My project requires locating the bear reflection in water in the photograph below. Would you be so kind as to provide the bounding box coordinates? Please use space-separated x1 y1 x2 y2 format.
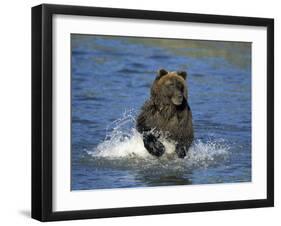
136 69 194 158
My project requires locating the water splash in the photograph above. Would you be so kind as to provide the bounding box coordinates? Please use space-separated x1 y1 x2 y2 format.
86 109 230 170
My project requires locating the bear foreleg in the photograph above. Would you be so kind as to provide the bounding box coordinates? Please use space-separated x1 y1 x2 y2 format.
142 133 165 157
175 144 187 158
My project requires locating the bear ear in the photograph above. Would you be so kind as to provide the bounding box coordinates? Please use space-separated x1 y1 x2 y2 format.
156 68 168 80
177 71 187 80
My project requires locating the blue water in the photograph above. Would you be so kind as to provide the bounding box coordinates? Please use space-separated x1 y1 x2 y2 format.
71 35 251 190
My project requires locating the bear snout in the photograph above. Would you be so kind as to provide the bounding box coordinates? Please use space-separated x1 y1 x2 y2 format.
171 94 183 106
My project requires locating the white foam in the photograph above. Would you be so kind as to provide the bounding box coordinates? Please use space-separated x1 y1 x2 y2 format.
87 110 230 169
187 140 229 168
94 128 151 158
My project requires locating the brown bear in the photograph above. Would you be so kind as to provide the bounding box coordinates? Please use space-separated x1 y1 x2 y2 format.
136 69 194 158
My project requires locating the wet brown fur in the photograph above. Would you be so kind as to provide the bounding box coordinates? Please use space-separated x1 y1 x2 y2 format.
137 69 194 157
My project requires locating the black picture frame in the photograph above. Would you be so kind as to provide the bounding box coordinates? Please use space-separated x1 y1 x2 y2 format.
32 3 274 222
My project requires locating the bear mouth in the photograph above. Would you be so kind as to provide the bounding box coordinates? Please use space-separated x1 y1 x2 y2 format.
171 96 183 106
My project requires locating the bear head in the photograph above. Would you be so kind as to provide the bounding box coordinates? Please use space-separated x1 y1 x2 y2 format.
151 68 188 107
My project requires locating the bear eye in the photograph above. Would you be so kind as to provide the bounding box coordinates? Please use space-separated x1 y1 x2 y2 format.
177 84 184 91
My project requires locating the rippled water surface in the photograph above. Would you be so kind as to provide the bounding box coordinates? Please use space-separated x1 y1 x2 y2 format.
71 35 251 190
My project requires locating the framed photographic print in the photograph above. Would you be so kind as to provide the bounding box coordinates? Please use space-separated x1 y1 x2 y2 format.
31 4 274 221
